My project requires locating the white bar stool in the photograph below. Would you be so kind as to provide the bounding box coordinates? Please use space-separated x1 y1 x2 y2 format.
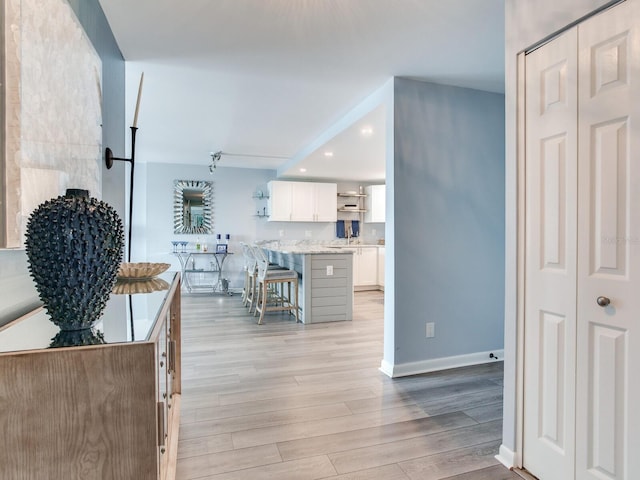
253 247 299 325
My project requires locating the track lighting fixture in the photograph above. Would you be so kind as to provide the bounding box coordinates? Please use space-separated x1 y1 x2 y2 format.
208 150 288 174
209 151 222 174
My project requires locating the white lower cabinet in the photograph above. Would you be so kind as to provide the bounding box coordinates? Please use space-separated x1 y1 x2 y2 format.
348 247 378 289
377 247 385 288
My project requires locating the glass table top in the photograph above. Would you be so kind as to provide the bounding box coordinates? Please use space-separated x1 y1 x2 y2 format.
0 271 179 353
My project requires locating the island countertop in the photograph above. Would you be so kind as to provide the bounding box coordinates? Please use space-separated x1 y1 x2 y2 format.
261 244 380 255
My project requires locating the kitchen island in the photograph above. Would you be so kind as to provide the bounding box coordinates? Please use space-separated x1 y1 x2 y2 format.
262 245 354 324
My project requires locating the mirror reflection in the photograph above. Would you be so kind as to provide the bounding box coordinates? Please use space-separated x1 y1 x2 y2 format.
173 180 213 234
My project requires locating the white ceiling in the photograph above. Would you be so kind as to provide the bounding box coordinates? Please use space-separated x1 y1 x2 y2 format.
97 0 505 181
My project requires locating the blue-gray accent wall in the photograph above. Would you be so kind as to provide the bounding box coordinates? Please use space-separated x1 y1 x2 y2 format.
0 0 124 326
392 77 505 365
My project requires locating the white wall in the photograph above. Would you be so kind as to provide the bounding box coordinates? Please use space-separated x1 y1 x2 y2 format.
501 0 615 466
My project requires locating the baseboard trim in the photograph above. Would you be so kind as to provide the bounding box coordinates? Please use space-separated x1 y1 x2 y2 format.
496 443 516 469
379 349 505 378
379 359 394 377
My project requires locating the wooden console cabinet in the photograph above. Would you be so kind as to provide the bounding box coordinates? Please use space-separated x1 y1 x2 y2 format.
0 272 182 480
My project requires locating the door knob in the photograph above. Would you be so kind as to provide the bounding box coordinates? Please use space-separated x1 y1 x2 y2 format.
597 296 611 307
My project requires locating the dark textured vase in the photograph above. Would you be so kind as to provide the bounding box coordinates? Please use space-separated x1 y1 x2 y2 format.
25 189 125 331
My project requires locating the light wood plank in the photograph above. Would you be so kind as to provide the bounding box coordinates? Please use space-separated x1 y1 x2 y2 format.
175 444 282 479
327 420 503 474
398 440 503 479
193 455 337 480
277 412 477 461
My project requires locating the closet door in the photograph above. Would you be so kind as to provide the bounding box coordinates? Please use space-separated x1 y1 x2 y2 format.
523 2 640 479
523 27 578 480
576 2 640 479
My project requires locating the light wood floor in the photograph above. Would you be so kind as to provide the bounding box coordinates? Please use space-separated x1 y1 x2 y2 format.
176 290 519 480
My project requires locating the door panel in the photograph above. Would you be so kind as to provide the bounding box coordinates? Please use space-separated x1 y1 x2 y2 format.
542 135 568 270
588 324 626 477
538 310 567 448
590 118 628 275
576 2 639 479
523 27 578 480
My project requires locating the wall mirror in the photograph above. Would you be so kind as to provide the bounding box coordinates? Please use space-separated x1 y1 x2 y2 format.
173 180 213 234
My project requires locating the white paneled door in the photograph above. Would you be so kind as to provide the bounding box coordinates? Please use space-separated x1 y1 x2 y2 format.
523 25 578 480
523 2 640 480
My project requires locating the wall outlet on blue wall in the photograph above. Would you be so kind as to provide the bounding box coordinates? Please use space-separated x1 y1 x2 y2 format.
426 322 435 338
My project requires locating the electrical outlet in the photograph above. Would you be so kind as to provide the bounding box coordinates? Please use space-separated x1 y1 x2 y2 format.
279 230 285 237
426 322 435 338
305 230 312 238
326 265 333 276
372 229 377 236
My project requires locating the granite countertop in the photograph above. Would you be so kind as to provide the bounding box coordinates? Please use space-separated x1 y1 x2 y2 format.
262 244 382 255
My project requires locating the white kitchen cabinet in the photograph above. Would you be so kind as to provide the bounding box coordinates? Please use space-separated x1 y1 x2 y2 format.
377 246 385 288
364 185 385 223
268 181 337 222
268 181 294 221
347 246 378 289
312 182 338 221
290 181 315 221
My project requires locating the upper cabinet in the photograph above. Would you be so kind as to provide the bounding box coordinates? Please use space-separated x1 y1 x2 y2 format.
268 181 294 221
364 185 385 223
268 181 337 222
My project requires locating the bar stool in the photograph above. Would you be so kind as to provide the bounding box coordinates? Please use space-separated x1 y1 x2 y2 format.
240 242 255 306
253 247 299 325
243 244 290 314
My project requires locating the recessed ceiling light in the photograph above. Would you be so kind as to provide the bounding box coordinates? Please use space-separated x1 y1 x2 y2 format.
299 168 307 172
361 127 373 136
324 151 334 157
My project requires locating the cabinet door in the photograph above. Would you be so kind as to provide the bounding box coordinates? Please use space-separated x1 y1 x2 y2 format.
314 183 337 222
290 182 315 221
377 247 385 287
365 185 385 223
269 181 337 222
268 181 293 221
357 248 378 286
